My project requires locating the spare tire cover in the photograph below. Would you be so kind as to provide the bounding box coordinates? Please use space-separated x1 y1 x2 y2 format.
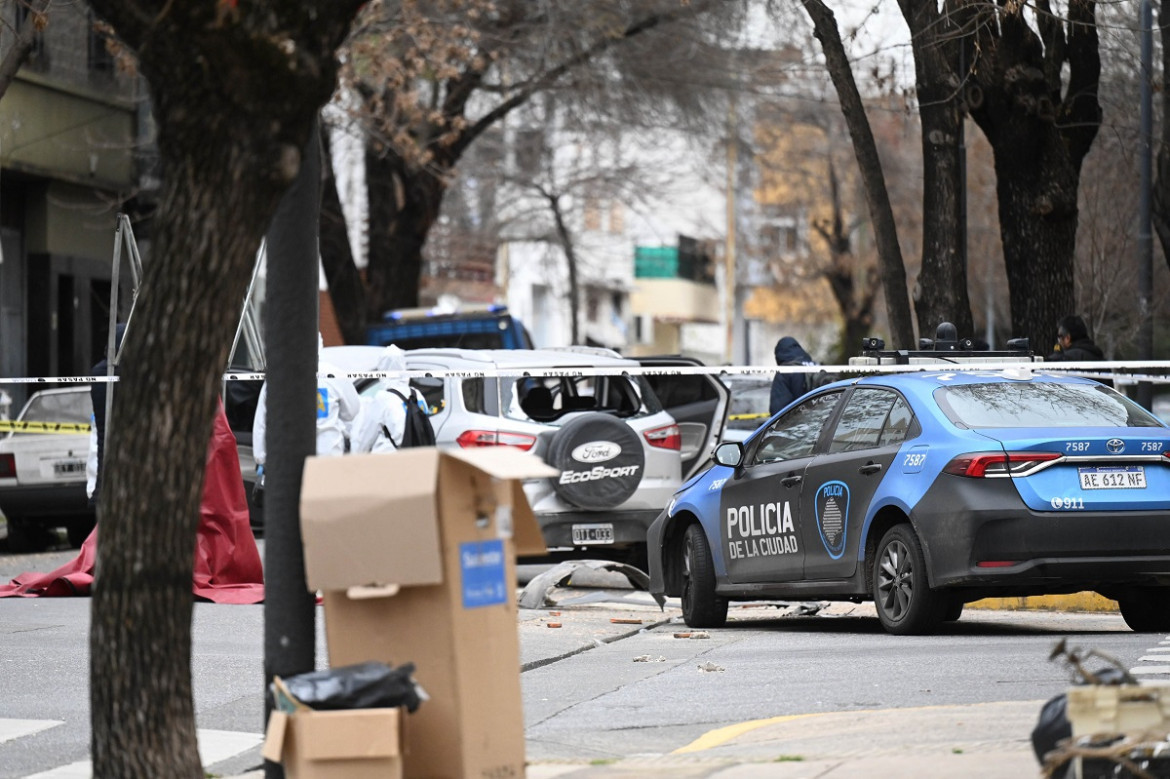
545 412 646 510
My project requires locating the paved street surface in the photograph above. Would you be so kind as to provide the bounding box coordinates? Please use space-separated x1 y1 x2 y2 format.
3 545 1167 778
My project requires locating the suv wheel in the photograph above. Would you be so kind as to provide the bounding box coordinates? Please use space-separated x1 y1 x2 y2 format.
1118 587 1170 632
681 524 727 628
873 525 945 635
544 412 646 510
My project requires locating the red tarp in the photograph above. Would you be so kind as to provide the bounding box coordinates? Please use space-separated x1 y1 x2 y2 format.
1 400 264 604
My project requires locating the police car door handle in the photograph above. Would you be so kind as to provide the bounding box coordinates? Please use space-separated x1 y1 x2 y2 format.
859 462 882 475
781 474 802 487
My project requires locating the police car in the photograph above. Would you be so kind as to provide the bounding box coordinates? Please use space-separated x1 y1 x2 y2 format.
647 341 1170 635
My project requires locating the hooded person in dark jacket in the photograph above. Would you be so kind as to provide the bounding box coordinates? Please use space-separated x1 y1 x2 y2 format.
769 336 816 416
1046 315 1104 362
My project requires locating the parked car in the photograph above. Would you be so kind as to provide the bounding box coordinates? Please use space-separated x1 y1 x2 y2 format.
0 387 96 551
716 374 774 443
325 346 728 559
647 367 1170 635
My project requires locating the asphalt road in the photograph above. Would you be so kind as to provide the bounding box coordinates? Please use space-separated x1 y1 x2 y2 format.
1 541 1165 778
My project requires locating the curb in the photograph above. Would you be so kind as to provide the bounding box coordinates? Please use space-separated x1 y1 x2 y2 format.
968 592 1118 613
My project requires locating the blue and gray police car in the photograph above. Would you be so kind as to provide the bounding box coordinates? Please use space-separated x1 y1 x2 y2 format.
647 339 1170 635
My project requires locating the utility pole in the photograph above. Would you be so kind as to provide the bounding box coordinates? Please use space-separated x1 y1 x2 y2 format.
263 119 322 779
1137 0 1154 409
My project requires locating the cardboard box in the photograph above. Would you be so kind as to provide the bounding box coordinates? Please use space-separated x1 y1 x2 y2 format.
262 707 402 779
300 447 557 779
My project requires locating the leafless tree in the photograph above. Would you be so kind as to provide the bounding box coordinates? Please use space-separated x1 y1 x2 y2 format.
319 0 752 334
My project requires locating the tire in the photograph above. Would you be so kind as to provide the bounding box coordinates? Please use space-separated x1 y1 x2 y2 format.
66 517 96 549
6 518 53 554
1118 588 1170 632
872 524 946 635
681 523 727 628
544 412 646 510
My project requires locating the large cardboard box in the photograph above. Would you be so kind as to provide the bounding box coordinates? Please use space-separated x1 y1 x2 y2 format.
300 447 557 779
262 707 402 779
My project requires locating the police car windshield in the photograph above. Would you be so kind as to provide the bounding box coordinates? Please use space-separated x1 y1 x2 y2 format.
936 382 1164 429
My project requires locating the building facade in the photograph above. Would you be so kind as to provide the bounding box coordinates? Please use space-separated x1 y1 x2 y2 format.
0 3 144 409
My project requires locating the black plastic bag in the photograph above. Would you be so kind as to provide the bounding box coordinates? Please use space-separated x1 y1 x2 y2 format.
274 660 425 713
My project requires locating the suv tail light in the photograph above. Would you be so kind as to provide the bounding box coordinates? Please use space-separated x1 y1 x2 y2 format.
455 430 537 451
643 424 681 451
0 453 15 478
943 452 1061 478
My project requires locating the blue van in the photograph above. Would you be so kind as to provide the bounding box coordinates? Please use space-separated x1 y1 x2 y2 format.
365 304 534 350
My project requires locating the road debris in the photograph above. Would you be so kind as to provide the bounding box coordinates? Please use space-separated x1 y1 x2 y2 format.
697 662 724 673
673 631 710 639
611 618 643 625
633 655 666 663
546 623 562 629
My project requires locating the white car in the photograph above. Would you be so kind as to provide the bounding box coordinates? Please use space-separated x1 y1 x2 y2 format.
0 388 95 551
326 346 729 559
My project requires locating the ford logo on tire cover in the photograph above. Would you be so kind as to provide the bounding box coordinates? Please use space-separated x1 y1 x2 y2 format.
545 413 646 511
571 441 621 463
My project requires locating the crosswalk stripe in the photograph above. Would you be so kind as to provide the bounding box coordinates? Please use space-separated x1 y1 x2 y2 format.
0 719 62 744
1130 665 1170 675
19 728 263 778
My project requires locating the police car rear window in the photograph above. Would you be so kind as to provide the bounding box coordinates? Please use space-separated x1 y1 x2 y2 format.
935 383 1163 429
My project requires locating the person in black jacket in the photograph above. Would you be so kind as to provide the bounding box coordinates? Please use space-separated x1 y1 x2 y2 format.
769 336 816 416
1046 315 1104 362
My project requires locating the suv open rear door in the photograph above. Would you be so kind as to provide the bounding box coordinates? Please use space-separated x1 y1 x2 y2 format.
638 356 729 480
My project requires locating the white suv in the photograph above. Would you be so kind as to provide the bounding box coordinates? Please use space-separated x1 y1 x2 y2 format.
326 346 729 557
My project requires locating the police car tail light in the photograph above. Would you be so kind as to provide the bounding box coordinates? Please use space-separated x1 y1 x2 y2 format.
943 452 1061 478
0 453 14 478
643 424 681 450
455 430 537 451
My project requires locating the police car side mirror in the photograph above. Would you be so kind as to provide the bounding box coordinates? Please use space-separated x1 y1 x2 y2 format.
714 442 743 468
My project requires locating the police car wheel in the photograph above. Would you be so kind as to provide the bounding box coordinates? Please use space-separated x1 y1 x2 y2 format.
545 413 646 510
1118 587 1170 632
681 523 727 628
872 525 946 635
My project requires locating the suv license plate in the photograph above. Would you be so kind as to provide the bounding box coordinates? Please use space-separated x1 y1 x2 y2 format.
52 459 86 478
572 523 614 545
1078 465 1146 490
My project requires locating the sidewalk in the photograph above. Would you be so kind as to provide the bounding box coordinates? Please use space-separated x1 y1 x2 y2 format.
232 574 1059 779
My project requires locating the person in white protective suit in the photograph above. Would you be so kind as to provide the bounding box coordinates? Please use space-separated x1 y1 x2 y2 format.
350 344 422 453
252 334 361 486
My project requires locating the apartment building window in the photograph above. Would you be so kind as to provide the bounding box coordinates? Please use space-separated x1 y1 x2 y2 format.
514 129 544 178
88 13 115 76
16 4 48 71
608 202 624 234
583 196 602 232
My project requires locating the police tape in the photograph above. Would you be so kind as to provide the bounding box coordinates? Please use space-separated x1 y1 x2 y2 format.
0 420 91 434
1 360 1170 384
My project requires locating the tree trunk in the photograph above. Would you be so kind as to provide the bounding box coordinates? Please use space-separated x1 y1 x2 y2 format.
899 0 974 340
548 194 581 344
0 0 52 98
320 131 368 344
1152 0 1170 269
362 147 447 315
965 0 1101 351
800 0 915 350
83 2 363 775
